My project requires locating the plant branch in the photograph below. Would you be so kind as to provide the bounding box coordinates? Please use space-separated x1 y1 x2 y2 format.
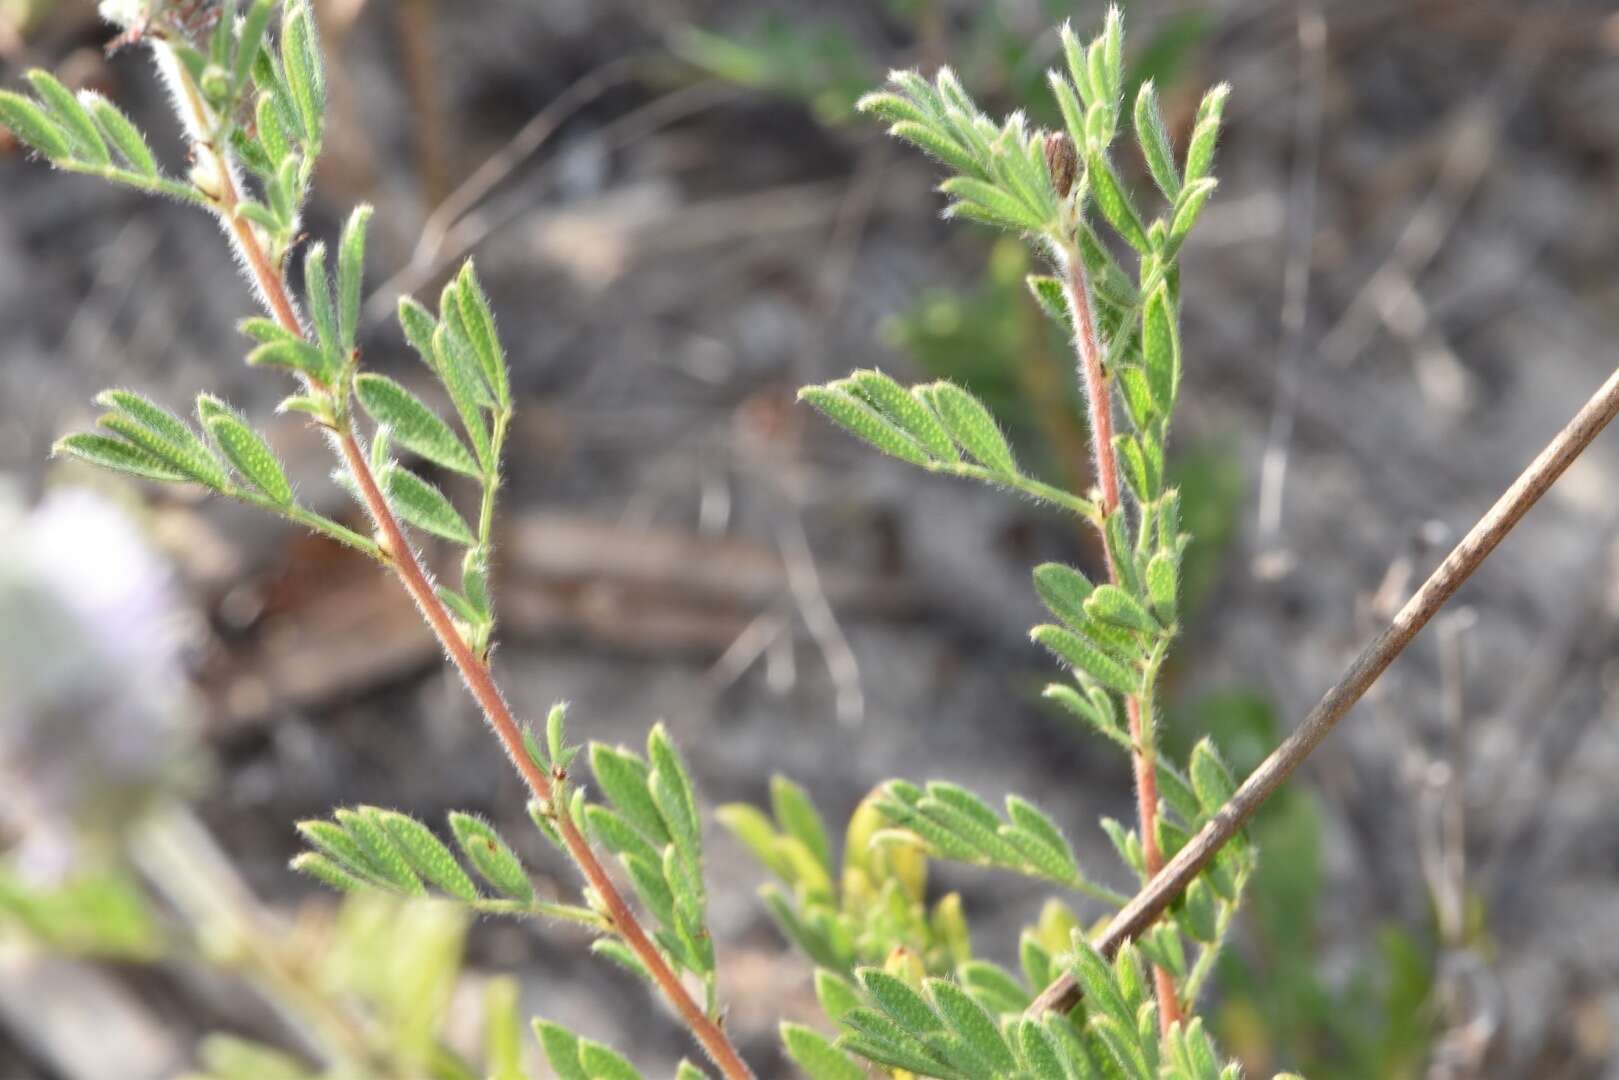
206 133 752 1079
1060 247 1182 1034
1062 252 1121 513
333 425 755 1080
1030 359 1619 1017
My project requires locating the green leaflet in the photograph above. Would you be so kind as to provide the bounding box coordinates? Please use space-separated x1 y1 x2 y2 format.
1142 284 1179 416
82 93 157 177
371 809 479 902
623 854 676 935
1084 584 1159 635
532 1021 589 1080
1026 274 1075 333
430 324 494 468
197 396 293 505
799 385 933 466
25 71 107 165
940 174 1046 233
1140 924 1188 978
1033 563 1095 627
588 744 672 846
647 723 702 862
1087 150 1149 253
247 338 340 384
859 970 941 1037
397 296 438 361
334 808 424 895
279 0 325 148
1188 738 1237 816
884 119 978 178
769 775 833 877
381 465 474 544
1181 878 1220 943
585 804 663 871
1033 625 1138 696
1133 80 1180 200
590 938 649 981
232 0 277 97
816 969 863 1020
578 1040 642 1080
296 819 381 885
1146 550 1178 624
920 381 1017 476
289 852 367 893
96 389 230 491
927 979 1016 1073
1044 683 1130 748
781 1022 865 1080
94 413 226 491
1184 84 1230 187
958 960 1029 1014
0 90 69 159
435 586 483 627
545 700 576 771
1015 1019 1068 1080
1169 177 1218 251
1005 796 1080 878
856 91 930 128
1050 62 1086 139
337 204 372 352
302 242 339 360
447 812 533 902
355 373 478 476
842 369 957 461
453 262 510 409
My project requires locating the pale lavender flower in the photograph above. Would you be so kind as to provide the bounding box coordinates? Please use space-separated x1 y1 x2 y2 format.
0 485 197 879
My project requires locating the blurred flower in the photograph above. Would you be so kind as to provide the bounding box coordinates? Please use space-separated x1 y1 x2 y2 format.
0 482 199 880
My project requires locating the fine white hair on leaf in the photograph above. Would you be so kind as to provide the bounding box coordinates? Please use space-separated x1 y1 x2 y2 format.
98 0 150 30
151 40 213 142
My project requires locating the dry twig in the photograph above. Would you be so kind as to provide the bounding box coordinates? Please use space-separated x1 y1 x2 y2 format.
1030 358 1619 1016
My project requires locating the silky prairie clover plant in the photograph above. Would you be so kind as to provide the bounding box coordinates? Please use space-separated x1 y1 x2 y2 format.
4 2 1288 1077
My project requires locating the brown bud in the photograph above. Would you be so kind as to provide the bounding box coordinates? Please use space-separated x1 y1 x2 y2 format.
1044 131 1078 199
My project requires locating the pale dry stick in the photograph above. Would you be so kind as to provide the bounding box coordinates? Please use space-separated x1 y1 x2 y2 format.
770 139 893 729
362 56 643 320
1059 250 1180 1033
1318 9 1554 370
395 0 448 207
194 107 755 1080
1254 2 1326 569
776 513 863 726
1434 609 1473 944
1030 358 1619 1016
1481 531 1619 918
365 80 739 321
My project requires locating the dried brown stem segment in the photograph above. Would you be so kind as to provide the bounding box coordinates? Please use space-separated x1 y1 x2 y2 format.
1031 361 1619 1017
1061 251 1182 1032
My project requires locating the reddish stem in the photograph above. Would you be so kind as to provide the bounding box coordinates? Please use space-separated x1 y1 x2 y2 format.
1062 252 1183 1033
210 146 753 1079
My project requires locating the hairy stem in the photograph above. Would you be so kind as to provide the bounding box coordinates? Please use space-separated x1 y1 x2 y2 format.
332 433 750 1080
1061 249 1182 1033
202 127 752 1078
1030 360 1619 1017
1062 253 1121 513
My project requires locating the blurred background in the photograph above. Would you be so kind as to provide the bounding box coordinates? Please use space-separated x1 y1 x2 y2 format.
2 0 1618 1076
